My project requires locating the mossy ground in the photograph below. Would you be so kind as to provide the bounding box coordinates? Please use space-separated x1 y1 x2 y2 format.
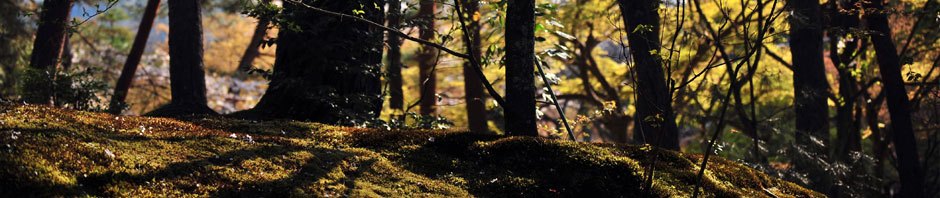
0 105 821 197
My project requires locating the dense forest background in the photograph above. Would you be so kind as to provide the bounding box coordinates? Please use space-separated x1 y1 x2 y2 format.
1 0 938 197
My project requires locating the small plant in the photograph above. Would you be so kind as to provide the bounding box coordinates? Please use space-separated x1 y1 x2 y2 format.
19 67 109 111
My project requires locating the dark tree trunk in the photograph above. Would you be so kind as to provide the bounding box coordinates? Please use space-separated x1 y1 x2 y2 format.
461 0 488 134
236 0 272 76
109 0 161 114
504 0 537 136
387 0 404 111
250 0 385 124
788 0 832 194
619 0 678 150
827 0 863 160
149 0 215 115
866 92 889 196
864 0 926 196
25 0 73 105
417 0 437 115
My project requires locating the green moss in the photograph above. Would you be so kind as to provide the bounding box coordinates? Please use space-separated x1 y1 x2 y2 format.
0 105 822 197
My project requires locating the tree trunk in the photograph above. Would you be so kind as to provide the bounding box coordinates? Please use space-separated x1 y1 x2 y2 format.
148 0 215 115
250 0 385 124
387 0 404 111
827 0 863 160
461 0 488 134
619 0 678 150
25 0 73 105
788 0 832 194
866 92 889 196
864 0 926 196
109 0 161 114
504 0 537 136
236 0 272 76
417 0 437 115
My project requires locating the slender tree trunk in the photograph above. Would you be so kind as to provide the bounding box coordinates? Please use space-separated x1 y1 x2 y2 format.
149 0 215 115
236 0 272 76
417 0 437 115
387 0 404 111
461 0 488 134
504 0 537 136
867 92 889 196
864 0 925 196
619 0 678 150
827 0 863 160
109 0 161 114
25 0 73 105
788 0 832 194
250 0 385 123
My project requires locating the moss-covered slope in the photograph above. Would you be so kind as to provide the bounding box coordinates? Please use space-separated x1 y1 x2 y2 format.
0 105 820 197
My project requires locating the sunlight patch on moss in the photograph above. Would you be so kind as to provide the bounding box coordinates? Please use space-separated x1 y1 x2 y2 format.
0 105 821 197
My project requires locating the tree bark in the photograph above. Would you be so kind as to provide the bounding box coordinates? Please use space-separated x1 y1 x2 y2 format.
461 0 488 134
619 0 678 150
417 0 438 115
109 0 161 114
789 0 833 193
250 0 385 124
25 0 73 105
387 0 404 111
504 0 537 136
864 0 925 196
149 0 215 115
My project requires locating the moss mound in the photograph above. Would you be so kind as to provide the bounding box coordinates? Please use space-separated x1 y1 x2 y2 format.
0 105 821 197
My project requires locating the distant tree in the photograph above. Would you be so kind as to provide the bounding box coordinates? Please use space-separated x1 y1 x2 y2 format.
109 0 161 114
618 0 678 150
148 0 215 115
788 0 833 194
460 0 488 134
249 0 385 123
236 0 272 77
24 0 74 105
863 0 925 196
504 0 537 136
417 0 438 115
387 0 404 112
0 0 29 98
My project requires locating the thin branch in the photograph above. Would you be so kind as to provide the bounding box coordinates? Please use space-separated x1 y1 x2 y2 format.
536 57 576 141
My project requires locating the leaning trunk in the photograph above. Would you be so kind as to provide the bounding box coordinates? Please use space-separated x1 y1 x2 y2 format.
24 0 73 105
504 0 537 136
235 0 272 76
864 0 926 196
250 0 385 124
109 0 161 114
619 0 679 150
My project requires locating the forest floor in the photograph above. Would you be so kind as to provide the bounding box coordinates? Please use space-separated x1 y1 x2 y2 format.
0 104 821 197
